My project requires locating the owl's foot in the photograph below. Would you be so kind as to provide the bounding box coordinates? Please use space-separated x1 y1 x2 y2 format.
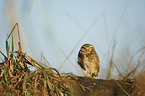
84 73 90 77
90 73 93 78
90 73 97 79
84 73 94 78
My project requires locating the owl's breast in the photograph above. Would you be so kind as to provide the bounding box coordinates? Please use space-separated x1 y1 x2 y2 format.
83 54 99 74
83 56 89 66
83 55 92 69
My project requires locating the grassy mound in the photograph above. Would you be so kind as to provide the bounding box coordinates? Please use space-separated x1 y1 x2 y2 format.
0 23 69 96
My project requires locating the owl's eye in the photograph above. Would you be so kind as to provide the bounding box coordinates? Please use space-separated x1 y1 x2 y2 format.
81 47 85 51
89 46 93 49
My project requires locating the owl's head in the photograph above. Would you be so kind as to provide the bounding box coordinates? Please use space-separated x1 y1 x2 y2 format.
80 44 95 54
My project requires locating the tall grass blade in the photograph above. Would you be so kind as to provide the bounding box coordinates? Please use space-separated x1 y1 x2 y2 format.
4 65 8 83
113 62 123 78
58 46 75 69
107 40 116 79
127 46 145 75
114 80 130 96
6 23 22 50
0 51 7 59
123 62 140 80
42 55 51 67
12 34 14 52
6 40 9 57
41 52 51 67
16 23 22 50
6 23 17 41
112 0 130 40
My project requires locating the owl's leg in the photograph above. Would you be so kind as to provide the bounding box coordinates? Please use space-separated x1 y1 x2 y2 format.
90 73 93 78
84 72 89 77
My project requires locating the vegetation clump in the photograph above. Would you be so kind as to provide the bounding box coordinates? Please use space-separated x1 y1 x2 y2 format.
0 23 69 96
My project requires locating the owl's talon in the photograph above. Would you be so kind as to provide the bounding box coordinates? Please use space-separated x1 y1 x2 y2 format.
84 74 89 77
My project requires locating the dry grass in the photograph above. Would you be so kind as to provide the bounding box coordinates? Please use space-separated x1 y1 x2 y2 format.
0 23 69 96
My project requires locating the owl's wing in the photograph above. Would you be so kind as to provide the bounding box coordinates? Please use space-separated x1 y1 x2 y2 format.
77 52 86 70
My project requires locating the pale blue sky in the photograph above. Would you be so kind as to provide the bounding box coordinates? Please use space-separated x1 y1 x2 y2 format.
0 0 145 79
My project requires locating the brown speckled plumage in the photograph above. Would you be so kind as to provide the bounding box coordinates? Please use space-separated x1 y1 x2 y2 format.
78 44 100 77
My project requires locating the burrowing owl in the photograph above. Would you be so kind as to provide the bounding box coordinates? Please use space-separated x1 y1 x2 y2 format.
78 44 100 77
